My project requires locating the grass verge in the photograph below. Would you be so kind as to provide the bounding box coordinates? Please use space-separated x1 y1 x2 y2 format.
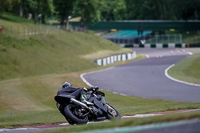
0 13 131 128
168 53 200 84
1 13 200 130
1 55 200 129
40 111 200 133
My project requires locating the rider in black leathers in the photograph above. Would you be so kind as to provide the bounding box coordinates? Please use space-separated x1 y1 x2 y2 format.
56 81 98 120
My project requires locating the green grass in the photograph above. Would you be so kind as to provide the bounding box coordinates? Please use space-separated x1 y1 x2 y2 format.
165 30 200 44
0 13 125 80
182 31 200 44
1 72 200 129
168 53 200 84
0 111 64 129
0 54 200 128
0 13 132 128
0 13 34 24
40 111 200 133
0 13 200 129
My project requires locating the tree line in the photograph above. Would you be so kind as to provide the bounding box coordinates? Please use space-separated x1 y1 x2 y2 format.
0 0 199 25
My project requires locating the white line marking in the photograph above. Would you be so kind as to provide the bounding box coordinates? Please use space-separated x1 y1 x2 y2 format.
122 109 200 119
80 73 93 87
165 64 200 87
181 109 200 113
59 123 69 126
145 54 150 58
80 67 114 87
122 114 162 118
0 128 37 132
112 91 119 94
119 93 127 96
81 67 128 96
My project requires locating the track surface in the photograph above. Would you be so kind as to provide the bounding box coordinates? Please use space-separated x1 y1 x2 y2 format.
83 48 200 102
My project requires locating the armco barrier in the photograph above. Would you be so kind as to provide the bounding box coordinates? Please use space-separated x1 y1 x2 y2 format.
95 51 136 66
124 43 186 48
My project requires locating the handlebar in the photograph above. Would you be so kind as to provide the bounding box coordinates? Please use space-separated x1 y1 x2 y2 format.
87 86 99 92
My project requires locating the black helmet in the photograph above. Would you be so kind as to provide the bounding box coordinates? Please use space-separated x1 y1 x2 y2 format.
62 82 73 88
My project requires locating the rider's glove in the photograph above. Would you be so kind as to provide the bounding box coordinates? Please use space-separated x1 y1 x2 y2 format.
83 86 99 91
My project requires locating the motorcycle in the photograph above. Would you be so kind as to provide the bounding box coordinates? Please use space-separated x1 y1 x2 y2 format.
54 88 120 125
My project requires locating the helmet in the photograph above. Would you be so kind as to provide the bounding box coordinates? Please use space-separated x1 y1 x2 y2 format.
62 82 73 88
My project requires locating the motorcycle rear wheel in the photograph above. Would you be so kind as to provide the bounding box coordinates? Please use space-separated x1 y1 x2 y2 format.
64 104 88 125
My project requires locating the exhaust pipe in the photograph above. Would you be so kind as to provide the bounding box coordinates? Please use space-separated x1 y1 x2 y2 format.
70 98 90 110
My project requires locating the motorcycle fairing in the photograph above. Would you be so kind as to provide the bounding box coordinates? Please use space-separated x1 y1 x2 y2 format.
54 95 75 104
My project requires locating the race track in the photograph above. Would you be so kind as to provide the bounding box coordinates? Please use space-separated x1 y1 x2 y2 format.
2 48 200 133
83 48 200 102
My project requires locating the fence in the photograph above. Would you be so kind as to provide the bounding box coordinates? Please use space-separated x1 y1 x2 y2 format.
1 25 59 37
106 34 182 45
53 23 87 32
144 34 182 44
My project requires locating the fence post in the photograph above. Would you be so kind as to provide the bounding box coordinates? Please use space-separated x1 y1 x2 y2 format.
18 27 19 37
24 27 26 36
180 34 182 43
175 34 176 43
155 35 157 44
11 27 12 37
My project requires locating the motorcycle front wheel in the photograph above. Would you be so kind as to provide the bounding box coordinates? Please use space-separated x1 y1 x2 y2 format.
64 104 88 125
106 104 121 120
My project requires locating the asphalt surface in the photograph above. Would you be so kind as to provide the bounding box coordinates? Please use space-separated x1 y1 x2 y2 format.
83 48 200 102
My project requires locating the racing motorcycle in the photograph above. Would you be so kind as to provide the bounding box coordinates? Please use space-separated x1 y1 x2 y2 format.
54 88 120 125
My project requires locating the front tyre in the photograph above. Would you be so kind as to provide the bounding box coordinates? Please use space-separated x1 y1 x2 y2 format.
64 104 88 125
106 104 120 120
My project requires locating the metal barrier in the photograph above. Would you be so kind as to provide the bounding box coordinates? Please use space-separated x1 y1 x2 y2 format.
125 43 186 48
106 34 182 45
145 34 182 44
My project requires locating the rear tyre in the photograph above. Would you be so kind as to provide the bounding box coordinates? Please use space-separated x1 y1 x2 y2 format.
66 118 75 125
106 104 121 120
64 104 88 125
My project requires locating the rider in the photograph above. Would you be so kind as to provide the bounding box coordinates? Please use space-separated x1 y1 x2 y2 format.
56 81 99 117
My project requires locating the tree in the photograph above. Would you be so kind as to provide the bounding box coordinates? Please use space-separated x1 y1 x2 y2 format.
75 0 101 27
53 0 76 25
11 0 53 23
172 0 200 20
11 0 37 17
35 0 53 23
0 0 21 16
100 0 127 21
125 0 200 20
125 0 175 20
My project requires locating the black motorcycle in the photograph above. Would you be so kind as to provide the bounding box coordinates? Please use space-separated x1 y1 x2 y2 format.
54 88 120 125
